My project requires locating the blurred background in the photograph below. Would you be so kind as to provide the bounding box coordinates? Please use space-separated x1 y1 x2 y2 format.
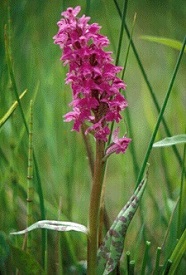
0 0 185 273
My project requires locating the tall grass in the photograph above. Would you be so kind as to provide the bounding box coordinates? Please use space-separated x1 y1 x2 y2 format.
0 0 185 274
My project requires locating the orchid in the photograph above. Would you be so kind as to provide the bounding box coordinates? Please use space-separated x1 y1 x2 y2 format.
53 6 130 147
6 2 186 275
105 128 132 157
53 7 133 275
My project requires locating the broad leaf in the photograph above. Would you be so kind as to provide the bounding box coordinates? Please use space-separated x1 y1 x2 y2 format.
140 36 186 53
153 134 186 148
10 244 45 275
10 220 88 235
0 231 10 266
97 175 148 275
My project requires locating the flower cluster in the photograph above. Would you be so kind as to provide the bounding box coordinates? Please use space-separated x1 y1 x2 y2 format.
54 6 131 152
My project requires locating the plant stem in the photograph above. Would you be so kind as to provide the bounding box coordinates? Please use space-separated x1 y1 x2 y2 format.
140 241 151 275
81 124 94 178
27 100 34 253
177 144 186 238
153 247 162 275
5 23 46 265
114 1 185 174
87 140 105 275
136 36 186 187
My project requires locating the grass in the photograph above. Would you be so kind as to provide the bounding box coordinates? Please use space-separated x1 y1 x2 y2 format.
0 0 186 274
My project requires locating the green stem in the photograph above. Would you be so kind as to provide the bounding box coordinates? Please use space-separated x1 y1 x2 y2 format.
87 140 105 275
81 124 94 178
5 22 46 266
136 36 186 186
114 1 185 176
115 0 128 66
164 259 172 275
140 241 151 275
153 247 162 275
126 251 131 275
129 260 135 275
177 144 186 238
27 100 34 253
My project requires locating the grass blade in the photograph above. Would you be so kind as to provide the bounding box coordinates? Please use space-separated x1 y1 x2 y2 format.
177 144 186 238
113 1 185 171
168 228 186 274
0 89 27 128
4 24 28 134
136 36 186 186
140 36 186 52
4 16 46 266
108 0 129 145
115 0 128 66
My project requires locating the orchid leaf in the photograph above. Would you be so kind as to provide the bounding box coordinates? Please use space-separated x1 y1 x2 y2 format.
97 174 148 274
10 244 45 275
140 36 186 53
0 231 10 266
153 135 186 148
10 220 88 235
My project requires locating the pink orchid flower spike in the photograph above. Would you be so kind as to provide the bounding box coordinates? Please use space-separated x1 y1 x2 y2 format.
54 6 130 144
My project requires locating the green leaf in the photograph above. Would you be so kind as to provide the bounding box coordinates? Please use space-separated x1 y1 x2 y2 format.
10 220 88 235
153 135 186 148
169 228 186 274
10 244 45 275
0 89 27 128
140 36 186 53
97 174 148 275
0 231 10 267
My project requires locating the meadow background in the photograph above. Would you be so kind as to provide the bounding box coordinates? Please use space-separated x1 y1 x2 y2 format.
0 0 185 274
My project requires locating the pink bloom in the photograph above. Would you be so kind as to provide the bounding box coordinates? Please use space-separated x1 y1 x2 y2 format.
85 120 110 142
105 128 131 157
54 6 129 143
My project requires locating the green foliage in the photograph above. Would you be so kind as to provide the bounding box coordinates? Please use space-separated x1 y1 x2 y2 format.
10 244 45 275
97 176 147 274
0 89 27 128
0 232 9 267
0 0 186 274
140 36 186 53
153 135 186 147
11 220 88 235
169 228 186 274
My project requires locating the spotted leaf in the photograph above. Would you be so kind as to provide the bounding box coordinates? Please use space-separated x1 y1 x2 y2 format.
97 175 148 275
10 220 88 235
